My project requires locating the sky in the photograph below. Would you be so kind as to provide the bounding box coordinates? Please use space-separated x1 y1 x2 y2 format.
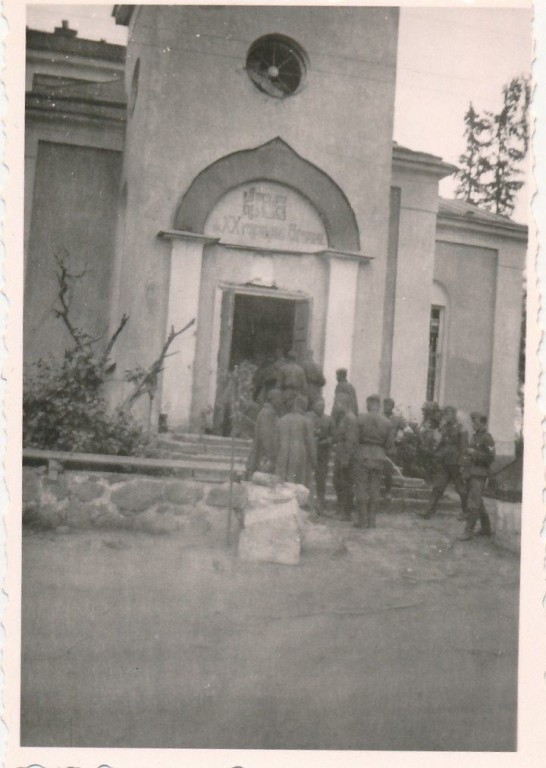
26 4 534 222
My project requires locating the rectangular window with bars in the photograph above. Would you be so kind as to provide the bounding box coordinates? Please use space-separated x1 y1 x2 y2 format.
427 306 443 403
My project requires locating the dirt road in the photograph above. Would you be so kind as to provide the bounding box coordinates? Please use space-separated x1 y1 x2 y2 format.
21 508 519 750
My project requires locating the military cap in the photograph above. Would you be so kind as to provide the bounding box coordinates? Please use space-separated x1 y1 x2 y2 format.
470 411 487 423
367 394 381 404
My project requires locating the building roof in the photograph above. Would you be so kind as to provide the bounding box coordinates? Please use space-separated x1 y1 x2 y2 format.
26 23 126 63
438 197 528 239
392 142 457 180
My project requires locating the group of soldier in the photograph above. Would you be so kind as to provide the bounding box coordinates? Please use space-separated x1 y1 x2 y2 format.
246 348 496 540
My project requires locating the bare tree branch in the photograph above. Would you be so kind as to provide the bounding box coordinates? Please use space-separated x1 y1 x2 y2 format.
100 313 130 368
122 318 196 410
52 250 86 349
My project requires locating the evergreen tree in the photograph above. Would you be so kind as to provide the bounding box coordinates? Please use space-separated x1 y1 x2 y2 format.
455 75 531 217
455 103 492 206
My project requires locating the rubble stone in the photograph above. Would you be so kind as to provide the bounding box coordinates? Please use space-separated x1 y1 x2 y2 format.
71 480 104 503
165 480 204 505
206 482 248 510
238 494 301 566
111 480 164 512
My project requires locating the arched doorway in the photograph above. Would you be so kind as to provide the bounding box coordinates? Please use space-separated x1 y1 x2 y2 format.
159 139 367 432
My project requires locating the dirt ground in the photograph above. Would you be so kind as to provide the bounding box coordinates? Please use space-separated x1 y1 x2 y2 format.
21 505 520 751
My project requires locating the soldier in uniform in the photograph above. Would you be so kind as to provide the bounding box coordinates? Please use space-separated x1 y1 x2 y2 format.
332 393 359 520
419 405 468 520
458 411 495 541
382 397 406 501
355 394 393 528
245 388 283 478
275 394 316 487
310 397 334 514
278 349 307 413
302 349 326 409
335 368 358 415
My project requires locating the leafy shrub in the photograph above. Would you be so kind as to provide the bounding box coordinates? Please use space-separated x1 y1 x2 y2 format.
23 345 154 456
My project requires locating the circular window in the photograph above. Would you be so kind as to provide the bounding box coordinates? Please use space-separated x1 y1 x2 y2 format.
246 35 307 98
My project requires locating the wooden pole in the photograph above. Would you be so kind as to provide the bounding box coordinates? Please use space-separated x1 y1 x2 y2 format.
226 366 238 547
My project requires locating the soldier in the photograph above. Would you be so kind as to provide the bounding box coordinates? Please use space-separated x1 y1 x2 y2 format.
419 405 468 520
310 397 334 513
252 351 278 404
245 388 283 478
332 392 359 521
458 412 496 541
278 349 307 413
335 368 358 415
275 394 316 487
355 394 393 528
301 349 326 409
382 397 406 501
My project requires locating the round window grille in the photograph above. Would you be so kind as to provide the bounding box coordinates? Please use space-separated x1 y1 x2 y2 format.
246 35 307 98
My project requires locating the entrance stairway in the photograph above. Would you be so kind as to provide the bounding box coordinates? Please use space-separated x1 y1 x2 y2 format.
157 433 434 509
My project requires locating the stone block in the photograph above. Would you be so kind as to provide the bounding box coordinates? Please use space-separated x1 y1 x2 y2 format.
36 503 63 530
111 479 164 512
250 472 280 488
490 500 521 554
71 480 104 503
92 507 128 530
65 503 95 530
206 482 248 510
238 496 301 566
42 475 69 501
165 480 204 505
285 483 311 508
132 509 180 535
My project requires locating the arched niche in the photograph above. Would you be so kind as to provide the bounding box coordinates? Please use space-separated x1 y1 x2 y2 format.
174 138 360 252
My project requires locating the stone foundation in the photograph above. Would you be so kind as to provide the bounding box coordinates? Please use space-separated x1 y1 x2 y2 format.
23 465 228 538
22 467 346 559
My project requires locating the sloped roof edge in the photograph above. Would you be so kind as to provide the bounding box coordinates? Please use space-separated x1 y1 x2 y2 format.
438 197 528 238
392 141 458 180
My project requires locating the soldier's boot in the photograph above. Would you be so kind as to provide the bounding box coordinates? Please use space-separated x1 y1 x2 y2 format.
476 504 492 536
419 489 441 519
354 502 365 528
458 507 477 541
456 490 468 521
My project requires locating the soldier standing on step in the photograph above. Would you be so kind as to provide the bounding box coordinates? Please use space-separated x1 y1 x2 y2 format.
332 393 359 521
355 394 393 528
419 405 468 520
458 412 495 541
245 388 283 478
310 397 334 514
278 349 307 413
302 349 326 409
335 368 358 415
275 394 316 487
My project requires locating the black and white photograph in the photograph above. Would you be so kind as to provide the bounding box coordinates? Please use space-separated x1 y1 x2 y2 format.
6 0 543 761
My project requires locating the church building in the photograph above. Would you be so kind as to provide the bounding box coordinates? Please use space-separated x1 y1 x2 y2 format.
24 6 527 457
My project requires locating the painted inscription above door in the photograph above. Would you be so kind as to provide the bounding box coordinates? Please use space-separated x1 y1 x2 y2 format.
204 181 328 253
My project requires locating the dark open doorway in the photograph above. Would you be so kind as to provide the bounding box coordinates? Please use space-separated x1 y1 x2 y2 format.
213 289 310 434
230 293 296 366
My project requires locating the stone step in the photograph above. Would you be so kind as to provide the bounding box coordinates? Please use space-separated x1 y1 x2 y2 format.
168 432 251 449
157 440 249 461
